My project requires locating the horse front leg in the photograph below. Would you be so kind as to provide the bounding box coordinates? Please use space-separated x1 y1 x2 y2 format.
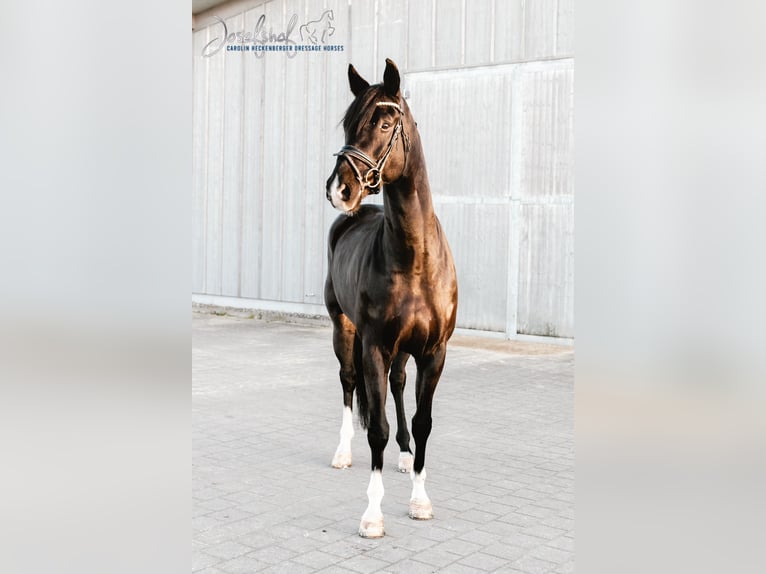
409 344 447 520
358 343 391 538
389 352 413 472
330 314 359 469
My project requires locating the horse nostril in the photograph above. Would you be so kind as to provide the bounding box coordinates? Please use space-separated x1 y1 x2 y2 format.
340 185 351 201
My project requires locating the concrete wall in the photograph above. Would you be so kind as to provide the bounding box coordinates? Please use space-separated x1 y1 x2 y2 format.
192 0 574 339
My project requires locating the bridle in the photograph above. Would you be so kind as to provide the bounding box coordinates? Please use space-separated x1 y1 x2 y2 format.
333 101 410 194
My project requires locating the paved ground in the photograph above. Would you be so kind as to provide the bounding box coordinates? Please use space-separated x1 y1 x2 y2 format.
193 312 574 573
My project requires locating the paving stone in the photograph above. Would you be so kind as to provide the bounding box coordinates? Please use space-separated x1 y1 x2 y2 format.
192 551 220 572
553 559 575 574
516 505 557 520
460 509 503 524
441 497 478 512
235 531 279 550
292 549 342 570
540 514 574 532
247 545 297 565
217 553 272 573
195 487 230 501
440 563 489 574
480 542 525 561
390 534 438 552
193 514 222 533
529 544 573 565
197 498 238 513
339 554 392 573
407 546 462 568
206 508 254 524
259 560 321 573
510 555 558 574
277 535 327 554
456 552 510 571
521 524 567 541
431 538 483 557
456 491 495 505
386 558 441 573
319 538 372 559
497 512 543 529
201 541 252 560
545 536 574 552
364 544 412 564
419 525 460 542
456 529 502 546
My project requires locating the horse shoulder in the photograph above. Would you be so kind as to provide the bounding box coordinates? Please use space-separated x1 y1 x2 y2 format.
327 206 379 253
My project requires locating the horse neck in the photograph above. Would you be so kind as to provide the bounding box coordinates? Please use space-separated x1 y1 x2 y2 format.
381 147 439 270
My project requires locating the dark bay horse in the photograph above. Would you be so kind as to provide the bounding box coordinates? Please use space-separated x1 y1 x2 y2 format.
324 59 458 538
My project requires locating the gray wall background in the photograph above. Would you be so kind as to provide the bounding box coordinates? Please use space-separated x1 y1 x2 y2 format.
192 0 574 340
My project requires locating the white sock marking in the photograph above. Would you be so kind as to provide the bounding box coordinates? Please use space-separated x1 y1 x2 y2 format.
332 406 354 467
338 406 354 451
398 451 413 472
410 468 429 502
361 470 384 523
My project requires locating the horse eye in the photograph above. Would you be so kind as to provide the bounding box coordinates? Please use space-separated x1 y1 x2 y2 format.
381 122 391 130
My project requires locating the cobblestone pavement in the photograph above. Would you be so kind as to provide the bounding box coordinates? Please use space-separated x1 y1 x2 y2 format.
193 313 574 573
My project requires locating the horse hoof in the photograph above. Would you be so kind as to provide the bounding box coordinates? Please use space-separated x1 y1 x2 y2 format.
398 452 413 473
358 519 385 538
409 498 433 520
331 452 352 469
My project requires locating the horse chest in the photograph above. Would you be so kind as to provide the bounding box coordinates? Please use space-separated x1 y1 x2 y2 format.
362 277 454 349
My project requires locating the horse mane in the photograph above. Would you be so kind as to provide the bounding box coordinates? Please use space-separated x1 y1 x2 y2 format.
342 85 394 137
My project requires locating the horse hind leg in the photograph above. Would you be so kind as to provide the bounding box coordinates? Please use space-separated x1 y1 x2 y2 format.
389 352 413 473
331 314 359 469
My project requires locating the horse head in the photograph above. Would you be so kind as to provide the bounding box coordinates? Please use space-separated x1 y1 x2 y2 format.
326 59 412 214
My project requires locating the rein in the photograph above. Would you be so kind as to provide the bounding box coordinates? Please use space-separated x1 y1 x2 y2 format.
334 101 409 194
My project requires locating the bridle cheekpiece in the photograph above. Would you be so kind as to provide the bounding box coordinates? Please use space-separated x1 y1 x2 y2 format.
333 101 409 194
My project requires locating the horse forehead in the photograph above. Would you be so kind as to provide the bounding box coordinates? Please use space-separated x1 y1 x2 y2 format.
358 102 399 131
368 101 399 117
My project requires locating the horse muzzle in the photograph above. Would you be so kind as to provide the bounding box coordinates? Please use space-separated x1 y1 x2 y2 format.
327 171 362 214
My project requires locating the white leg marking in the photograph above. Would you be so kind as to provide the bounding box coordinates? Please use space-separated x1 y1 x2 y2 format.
398 451 414 473
359 470 385 538
331 406 354 468
409 469 433 520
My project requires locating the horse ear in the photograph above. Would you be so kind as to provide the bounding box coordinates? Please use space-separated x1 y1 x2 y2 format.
348 64 370 97
383 58 400 97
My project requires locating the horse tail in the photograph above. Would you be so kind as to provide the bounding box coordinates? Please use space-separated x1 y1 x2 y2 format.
352 335 370 429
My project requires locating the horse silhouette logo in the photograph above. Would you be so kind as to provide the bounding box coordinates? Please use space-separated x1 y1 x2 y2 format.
300 10 335 44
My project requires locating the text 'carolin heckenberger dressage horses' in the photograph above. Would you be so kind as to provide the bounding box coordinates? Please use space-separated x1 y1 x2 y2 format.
324 59 458 538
